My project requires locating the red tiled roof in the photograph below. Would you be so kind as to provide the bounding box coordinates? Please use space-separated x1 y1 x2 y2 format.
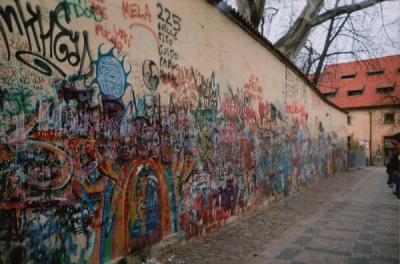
318 54 400 109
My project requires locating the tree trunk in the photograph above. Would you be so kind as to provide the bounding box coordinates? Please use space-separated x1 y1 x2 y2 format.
275 0 387 61
275 0 324 61
236 0 266 27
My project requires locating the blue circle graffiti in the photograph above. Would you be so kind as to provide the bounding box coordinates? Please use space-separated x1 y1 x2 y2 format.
97 56 126 100
91 44 132 100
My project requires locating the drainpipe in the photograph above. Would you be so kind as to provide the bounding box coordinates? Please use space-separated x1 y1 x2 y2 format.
369 111 372 166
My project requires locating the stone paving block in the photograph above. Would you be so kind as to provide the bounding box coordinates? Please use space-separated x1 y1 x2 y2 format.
365 218 379 224
325 225 361 232
305 227 321 235
316 234 356 242
376 217 398 224
318 229 359 240
276 248 302 260
348 257 370 264
321 213 336 219
367 212 380 218
369 256 399 264
379 208 398 214
371 243 399 258
295 249 350 264
373 234 399 244
332 215 367 223
292 236 313 246
307 237 354 253
267 258 292 264
314 220 329 226
358 233 375 241
327 220 363 231
375 226 398 235
339 206 369 213
353 243 373 254
362 224 376 231
335 213 368 219
373 240 399 248
351 251 372 259
379 213 399 221
328 218 365 225
305 246 352 257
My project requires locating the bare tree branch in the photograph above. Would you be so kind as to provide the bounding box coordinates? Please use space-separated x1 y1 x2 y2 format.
310 0 386 27
274 0 389 61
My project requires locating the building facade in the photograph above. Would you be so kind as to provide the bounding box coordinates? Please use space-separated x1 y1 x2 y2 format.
319 55 400 165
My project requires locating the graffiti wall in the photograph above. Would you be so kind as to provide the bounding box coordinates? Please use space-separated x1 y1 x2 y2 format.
0 0 347 263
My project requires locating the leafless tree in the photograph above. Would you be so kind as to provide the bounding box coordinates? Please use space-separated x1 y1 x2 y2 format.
235 0 393 62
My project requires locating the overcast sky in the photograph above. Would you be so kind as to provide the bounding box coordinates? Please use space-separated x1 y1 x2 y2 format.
225 0 400 63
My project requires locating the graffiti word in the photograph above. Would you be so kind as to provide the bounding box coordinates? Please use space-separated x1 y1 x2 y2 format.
0 0 91 77
156 3 181 32
192 68 220 111
244 74 263 102
156 2 181 80
168 67 197 113
7 37 30 52
89 0 108 20
285 101 308 122
159 46 179 70
20 76 45 86
63 0 106 22
222 86 253 121
122 1 151 22
95 24 133 51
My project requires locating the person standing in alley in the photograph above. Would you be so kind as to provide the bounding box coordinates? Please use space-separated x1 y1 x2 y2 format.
386 132 400 198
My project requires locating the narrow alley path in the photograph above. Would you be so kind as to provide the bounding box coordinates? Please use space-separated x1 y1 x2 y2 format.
157 167 399 264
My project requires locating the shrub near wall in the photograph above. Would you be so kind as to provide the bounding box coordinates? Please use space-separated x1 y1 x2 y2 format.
0 0 347 263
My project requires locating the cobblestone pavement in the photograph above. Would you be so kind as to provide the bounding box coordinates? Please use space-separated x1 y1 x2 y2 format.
157 167 399 264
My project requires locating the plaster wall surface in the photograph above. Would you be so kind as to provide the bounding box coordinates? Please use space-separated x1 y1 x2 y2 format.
0 0 347 262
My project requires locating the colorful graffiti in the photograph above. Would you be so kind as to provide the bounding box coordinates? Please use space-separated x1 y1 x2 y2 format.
0 0 348 263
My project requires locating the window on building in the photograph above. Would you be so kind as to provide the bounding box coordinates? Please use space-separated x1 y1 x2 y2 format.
384 113 395 124
376 86 394 94
384 136 393 147
341 73 356 80
347 115 352 125
347 89 363 96
384 136 396 161
324 92 336 99
367 70 384 76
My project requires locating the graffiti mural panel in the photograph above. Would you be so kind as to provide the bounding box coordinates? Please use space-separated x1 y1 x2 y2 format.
0 0 347 263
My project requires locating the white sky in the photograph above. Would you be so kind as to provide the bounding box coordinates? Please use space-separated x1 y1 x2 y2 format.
225 0 400 63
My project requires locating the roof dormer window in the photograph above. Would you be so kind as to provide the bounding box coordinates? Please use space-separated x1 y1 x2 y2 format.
347 89 363 97
341 73 356 80
376 86 394 94
367 70 384 76
324 92 336 99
